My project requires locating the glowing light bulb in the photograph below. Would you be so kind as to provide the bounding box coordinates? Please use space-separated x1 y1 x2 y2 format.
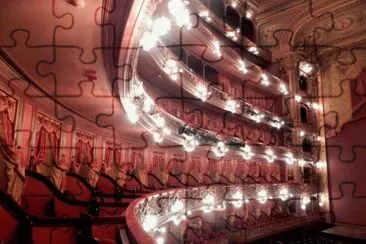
316 160 325 169
265 149 276 163
226 99 240 113
301 196 310 210
232 191 243 208
151 17 171 37
249 46 259 55
168 0 192 28
156 237 165 244
298 159 305 167
240 146 253 160
212 141 228 157
132 81 144 98
318 193 325 207
152 114 165 128
158 227 166 233
257 189 268 204
163 128 171 135
246 10 253 19
171 200 184 212
143 215 157 232
300 62 313 74
199 10 211 21
195 84 211 101
272 120 282 129
238 60 248 73
261 74 270 86
279 83 289 95
140 31 158 51
212 40 222 57
295 95 302 102
182 134 199 152
285 152 296 165
203 194 215 205
143 97 154 113
226 30 238 41
279 188 289 201
312 102 320 111
123 99 139 123
164 59 179 81
231 1 237 8
299 130 305 137
153 132 164 143
252 113 265 123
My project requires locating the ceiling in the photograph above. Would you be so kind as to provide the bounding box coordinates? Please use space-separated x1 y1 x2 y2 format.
0 0 144 142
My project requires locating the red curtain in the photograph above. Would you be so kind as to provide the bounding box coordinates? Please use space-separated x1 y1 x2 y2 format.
35 126 60 162
158 156 164 169
104 146 113 170
152 155 159 168
75 139 93 165
0 111 14 146
114 148 121 165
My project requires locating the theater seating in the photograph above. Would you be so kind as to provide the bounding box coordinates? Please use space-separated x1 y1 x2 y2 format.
0 191 81 244
1 167 134 244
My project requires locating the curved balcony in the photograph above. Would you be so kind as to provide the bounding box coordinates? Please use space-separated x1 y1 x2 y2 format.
147 47 288 131
160 30 286 97
126 184 322 243
188 0 272 66
134 73 308 164
119 0 316 175
153 4 286 97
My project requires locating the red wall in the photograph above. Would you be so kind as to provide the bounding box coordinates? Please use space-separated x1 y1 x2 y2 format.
326 76 366 226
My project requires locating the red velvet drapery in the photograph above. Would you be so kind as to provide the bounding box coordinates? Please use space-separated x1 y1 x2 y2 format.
75 138 93 165
0 94 16 146
0 111 14 146
104 146 113 171
35 125 61 164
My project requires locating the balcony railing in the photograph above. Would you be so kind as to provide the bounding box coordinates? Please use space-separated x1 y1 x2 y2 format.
188 0 272 66
126 185 322 244
149 48 288 131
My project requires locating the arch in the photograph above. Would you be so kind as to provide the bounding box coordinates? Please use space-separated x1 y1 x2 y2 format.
302 138 312 152
204 65 219 85
300 104 308 123
298 75 308 91
187 55 204 77
241 17 255 42
225 6 240 30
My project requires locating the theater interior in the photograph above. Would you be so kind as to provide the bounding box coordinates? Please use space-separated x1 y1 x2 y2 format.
1 0 366 243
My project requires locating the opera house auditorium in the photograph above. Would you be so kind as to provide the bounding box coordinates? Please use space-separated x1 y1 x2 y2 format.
1 0 366 243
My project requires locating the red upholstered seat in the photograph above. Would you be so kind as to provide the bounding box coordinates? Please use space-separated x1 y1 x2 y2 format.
32 226 78 244
64 173 95 201
96 174 116 195
147 173 166 190
0 205 18 243
22 175 55 217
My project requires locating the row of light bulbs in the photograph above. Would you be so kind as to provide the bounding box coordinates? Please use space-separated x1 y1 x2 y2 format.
131 0 322 164
127 80 323 169
127 81 322 166
138 0 296 132
162 57 289 129
143 188 322 243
